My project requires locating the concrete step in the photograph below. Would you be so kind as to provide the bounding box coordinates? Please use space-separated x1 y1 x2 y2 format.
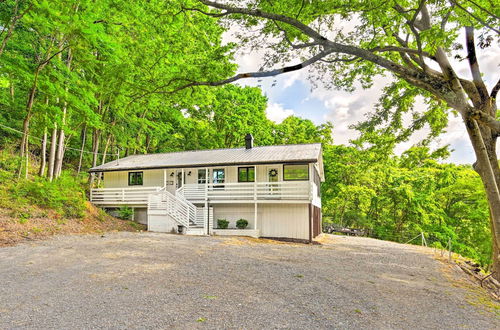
185 227 206 236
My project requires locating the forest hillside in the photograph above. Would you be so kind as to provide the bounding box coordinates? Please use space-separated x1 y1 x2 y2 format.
0 0 494 269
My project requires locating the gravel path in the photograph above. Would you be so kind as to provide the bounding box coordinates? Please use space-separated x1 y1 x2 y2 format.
0 232 498 329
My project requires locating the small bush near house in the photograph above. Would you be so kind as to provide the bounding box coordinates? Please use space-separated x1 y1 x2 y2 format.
236 219 248 229
118 206 134 220
217 219 229 229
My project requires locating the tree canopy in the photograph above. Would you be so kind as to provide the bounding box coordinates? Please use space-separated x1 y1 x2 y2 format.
170 0 500 279
0 0 496 273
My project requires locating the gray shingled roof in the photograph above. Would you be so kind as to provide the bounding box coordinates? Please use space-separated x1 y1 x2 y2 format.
89 143 322 172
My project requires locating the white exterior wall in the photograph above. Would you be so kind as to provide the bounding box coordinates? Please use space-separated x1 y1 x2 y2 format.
258 204 309 240
103 169 164 188
212 203 309 240
213 204 256 229
102 163 303 188
148 213 178 233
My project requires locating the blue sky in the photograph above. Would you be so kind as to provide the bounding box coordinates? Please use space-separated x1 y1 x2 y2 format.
229 35 499 165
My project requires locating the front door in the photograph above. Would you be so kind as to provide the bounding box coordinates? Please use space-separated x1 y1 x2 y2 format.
267 166 279 182
266 166 280 197
176 170 183 189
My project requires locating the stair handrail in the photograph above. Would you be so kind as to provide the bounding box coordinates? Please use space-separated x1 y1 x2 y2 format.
149 190 190 228
176 188 198 229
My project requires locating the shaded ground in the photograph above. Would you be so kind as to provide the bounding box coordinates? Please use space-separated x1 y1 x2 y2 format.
0 233 498 329
0 203 144 247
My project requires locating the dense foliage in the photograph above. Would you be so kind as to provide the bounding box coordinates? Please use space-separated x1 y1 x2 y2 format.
0 1 493 269
0 149 87 218
322 145 491 266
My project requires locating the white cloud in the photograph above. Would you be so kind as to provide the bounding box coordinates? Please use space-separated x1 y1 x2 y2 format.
283 71 302 89
266 102 295 123
223 22 499 164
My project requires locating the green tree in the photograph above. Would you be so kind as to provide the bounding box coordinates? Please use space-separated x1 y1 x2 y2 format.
177 0 500 279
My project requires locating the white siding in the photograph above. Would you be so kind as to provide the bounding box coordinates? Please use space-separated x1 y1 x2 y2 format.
213 204 255 229
102 163 307 188
211 203 310 240
148 214 178 233
258 204 309 240
103 170 164 188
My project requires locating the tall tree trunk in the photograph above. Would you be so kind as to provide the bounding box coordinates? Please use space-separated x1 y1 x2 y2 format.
77 125 87 174
54 127 65 178
91 128 101 168
464 116 500 281
48 124 57 181
9 74 14 102
18 37 60 177
101 134 112 165
19 69 39 158
53 48 72 179
96 135 112 186
89 128 101 188
38 128 47 176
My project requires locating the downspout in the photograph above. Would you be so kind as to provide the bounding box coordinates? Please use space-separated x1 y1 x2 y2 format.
207 203 210 236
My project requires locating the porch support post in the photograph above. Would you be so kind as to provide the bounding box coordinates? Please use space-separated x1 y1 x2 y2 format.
205 168 209 235
181 168 184 186
205 167 209 199
254 202 258 233
89 175 93 201
163 169 166 188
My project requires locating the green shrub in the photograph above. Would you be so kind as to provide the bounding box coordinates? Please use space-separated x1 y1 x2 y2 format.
118 206 134 220
11 173 86 218
217 219 229 229
236 218 248 229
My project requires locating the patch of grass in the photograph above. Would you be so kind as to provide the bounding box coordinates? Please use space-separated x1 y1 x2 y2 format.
354 309 362 314
294 274 304 278
203 295 217 300
196 317 206 323
96 208 108 222
127 221 142 230
14 211 31 224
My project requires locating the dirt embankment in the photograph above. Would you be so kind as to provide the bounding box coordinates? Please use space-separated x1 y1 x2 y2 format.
0 202 144 246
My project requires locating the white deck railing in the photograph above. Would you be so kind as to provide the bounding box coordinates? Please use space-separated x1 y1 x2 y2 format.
182 181 313 202
90 181 315 205
148 190 191 228
90 186 163 205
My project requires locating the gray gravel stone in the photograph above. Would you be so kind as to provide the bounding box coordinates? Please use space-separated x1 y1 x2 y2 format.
0 232 498 329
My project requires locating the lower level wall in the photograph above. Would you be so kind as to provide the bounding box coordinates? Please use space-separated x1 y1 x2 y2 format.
258 204 309 240
211 203 310 241
134 208 147 225
148 213 178 233
212 204 256 229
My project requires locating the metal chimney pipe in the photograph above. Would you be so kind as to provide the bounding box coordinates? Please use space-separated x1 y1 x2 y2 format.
245 133 253 149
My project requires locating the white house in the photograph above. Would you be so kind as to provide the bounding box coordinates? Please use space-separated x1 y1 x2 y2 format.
89 135 323 242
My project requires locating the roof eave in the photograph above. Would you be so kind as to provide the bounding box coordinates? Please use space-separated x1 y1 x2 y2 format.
88 158 319 173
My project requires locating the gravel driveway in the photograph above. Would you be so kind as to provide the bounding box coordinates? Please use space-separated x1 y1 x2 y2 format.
0 232 498 329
